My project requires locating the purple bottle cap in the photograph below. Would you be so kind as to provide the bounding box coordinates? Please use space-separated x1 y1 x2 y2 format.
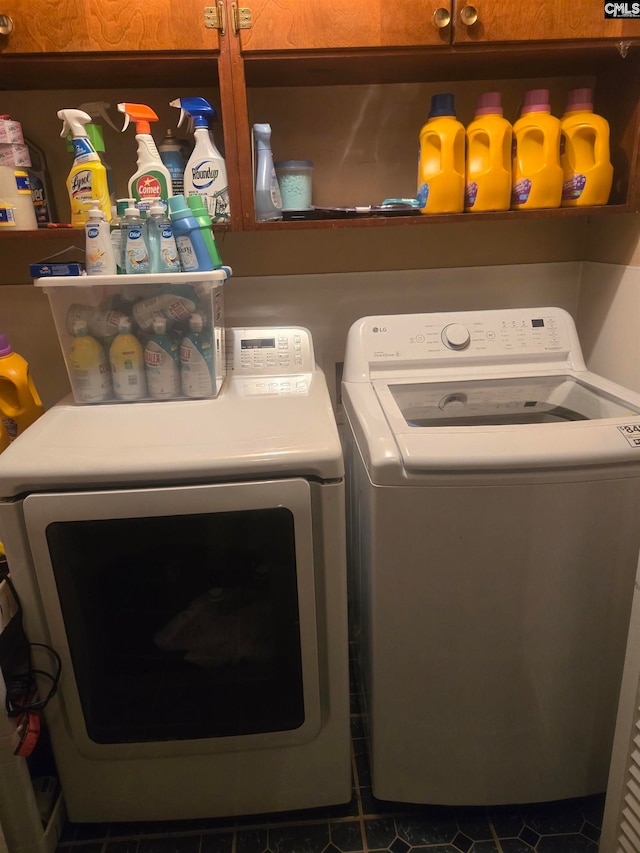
0 334 12 357
521 89 551 115
475 92 503 117
565 88 593 112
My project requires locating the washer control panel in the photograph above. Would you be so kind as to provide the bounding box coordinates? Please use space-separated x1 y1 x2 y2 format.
343 308 583 381
226 327 314 396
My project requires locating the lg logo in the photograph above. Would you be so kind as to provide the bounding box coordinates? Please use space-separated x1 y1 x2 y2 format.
372 326 387 333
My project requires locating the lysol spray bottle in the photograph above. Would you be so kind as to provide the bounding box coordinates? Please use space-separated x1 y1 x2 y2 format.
123 200 151 274
167 195 216 272
170 97 230 223
117 103 173 215
417 94 465 214
0 334 43 441
109 317 147 401
465 92 512 212
511 89 563 210
146 197 181 273
253 123 283 222
144 317 180 400
560 88 613 207
57 109 111 226
180 312 214 398
68 320 112 403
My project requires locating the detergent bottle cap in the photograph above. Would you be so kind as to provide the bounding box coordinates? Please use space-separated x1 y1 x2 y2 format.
72 320 89 337
565 88 593 112
168 194 194 221
475 92 503 117
117 316 132 334
186 194 211 220
169 97 216 130
115 199 129 217
429 93 456 118
0 334 12 357
521 89 551 115
152 317 168 335
117 103 159 135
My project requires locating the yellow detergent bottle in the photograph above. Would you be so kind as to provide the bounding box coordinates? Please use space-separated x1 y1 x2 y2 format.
57 108 111 227
465 92 512 212
511 89 563 210
0 334 43 443
560 88 613 207
417 94 465 215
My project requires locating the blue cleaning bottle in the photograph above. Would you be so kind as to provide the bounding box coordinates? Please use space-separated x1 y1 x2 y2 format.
146 197 181 273
180 312 214 398
253 123 283 222
170 97 230 223
167 194 215 272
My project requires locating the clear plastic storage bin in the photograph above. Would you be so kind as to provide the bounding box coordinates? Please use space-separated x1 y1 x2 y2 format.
36 270 230 405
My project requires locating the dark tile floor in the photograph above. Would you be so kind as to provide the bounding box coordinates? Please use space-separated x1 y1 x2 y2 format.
56 651 605 853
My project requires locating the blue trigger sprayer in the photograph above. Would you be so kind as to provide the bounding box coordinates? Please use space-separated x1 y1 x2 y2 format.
170 97 230 223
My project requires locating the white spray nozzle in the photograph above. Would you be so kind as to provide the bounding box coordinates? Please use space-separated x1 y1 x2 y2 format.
79 102 123 133
116 104 131 133
57 109 92 139
169 99 194 135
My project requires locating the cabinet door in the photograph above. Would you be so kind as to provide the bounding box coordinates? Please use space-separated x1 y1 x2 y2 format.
452 0 640 44
236 0 447 52
0 0 218 53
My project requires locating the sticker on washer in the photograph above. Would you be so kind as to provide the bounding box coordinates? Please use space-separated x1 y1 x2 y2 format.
618 424 640 447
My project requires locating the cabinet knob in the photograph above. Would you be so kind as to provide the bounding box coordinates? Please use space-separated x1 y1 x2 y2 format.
459 5 478 26
0 14 14 36
432 7 451 28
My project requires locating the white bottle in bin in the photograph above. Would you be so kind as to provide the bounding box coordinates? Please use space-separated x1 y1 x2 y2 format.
66 304 128 343
133 285 200 332
180 312 214 397
144 317 180 400
68 319 112 403
109 317 147 401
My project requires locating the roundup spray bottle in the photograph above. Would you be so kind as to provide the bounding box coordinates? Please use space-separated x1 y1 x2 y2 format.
57 109 111 226
117 103 173 215
170 97 230 223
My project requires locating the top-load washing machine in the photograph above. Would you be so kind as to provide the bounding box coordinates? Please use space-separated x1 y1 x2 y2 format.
342 306 640 807
0 326 351 823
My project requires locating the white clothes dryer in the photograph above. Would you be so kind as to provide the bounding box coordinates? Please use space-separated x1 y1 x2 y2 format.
342 307 640 807
0 327 351 823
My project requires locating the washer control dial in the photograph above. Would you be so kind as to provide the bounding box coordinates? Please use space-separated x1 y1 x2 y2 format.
441 323 471 350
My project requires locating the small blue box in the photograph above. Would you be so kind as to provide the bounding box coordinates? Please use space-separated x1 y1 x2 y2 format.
30 262 85 278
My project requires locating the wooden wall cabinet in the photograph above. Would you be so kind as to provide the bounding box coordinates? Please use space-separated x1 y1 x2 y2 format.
1 0 640 238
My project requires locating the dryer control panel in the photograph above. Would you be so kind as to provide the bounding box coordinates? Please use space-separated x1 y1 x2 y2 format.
343 307 585 381
226 327 315 396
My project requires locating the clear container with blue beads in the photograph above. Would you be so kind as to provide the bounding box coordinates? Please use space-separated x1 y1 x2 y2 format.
275 160 314 210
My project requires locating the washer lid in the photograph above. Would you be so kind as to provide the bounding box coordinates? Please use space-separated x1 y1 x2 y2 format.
385 375 640 427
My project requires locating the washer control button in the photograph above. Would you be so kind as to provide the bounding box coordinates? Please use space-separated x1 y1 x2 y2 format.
442 323 471 350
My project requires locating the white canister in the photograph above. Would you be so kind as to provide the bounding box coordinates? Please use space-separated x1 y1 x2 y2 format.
0 165 37 230
275 160 313 210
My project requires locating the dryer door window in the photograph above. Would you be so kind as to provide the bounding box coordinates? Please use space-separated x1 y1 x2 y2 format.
23 479 321 758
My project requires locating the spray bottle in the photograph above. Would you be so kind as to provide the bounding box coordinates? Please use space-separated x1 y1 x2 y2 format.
57 109 111 226
117 103 173 215
78 102 121 212
0 334 43 441
170 97 230 223
253 123 283 222
158 129 186 196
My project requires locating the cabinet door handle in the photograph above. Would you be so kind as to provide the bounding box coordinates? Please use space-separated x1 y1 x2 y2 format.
0 14 14 36
432 7 451 28
459 5 478 26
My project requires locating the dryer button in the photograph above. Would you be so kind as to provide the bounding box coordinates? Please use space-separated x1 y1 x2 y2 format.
442 323 471 351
